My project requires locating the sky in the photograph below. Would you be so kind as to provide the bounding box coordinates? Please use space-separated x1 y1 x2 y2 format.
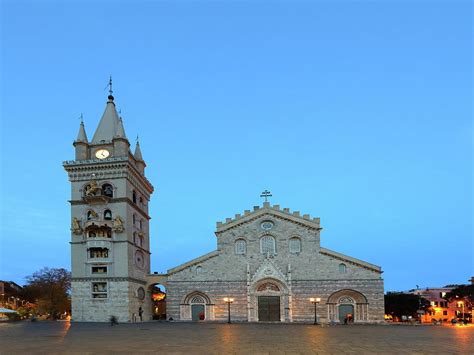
0 0 472 292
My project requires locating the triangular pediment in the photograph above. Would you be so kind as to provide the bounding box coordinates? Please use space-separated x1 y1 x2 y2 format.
215 202 321 234
251 256 287 284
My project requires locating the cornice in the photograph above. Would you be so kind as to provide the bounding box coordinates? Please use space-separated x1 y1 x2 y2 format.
69 197 151 220
72 277 147 285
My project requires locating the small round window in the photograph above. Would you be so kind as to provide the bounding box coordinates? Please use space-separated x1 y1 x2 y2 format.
261 221 274 231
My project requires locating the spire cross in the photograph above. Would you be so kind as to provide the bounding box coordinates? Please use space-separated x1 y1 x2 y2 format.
78 113 83 123
136 135 139 144
260 190 272 203
108 76 113 95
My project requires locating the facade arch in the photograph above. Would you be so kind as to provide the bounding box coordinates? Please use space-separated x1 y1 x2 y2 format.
180 291 214 321
249 277 289 322
327 289 369 323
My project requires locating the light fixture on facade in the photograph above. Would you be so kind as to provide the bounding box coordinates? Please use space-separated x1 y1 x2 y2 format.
310 297 321 325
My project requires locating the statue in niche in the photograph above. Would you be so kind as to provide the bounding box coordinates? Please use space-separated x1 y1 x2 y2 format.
84 180 100 197
71 217 82 235
112 216 124 233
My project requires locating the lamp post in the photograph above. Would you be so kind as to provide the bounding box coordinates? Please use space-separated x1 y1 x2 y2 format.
223 297 234 324
310 297 321 325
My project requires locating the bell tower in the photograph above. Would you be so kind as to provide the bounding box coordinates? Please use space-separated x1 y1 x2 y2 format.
64 82 154 322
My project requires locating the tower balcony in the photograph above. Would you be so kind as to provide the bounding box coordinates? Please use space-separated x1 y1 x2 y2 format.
83 192 111 205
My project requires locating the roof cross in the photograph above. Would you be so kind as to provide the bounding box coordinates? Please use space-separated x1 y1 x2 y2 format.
104 75 113 96
260 190 272 203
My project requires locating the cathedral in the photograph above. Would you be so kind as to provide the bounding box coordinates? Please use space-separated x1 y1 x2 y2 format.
64 88 385 323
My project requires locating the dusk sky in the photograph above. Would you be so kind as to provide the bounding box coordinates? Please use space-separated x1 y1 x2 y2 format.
1 1 472 292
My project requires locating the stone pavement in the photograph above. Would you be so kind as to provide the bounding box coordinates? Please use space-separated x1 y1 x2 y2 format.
0 321 472 354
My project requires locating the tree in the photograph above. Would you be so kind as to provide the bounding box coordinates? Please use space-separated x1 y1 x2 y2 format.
384 292 430 320
21 267 71 319
444 284 474 303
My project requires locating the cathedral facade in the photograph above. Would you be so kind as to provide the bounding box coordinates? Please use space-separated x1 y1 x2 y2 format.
65 91 384 323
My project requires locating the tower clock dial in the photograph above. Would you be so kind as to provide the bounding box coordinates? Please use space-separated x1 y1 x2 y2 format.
95 149 110 159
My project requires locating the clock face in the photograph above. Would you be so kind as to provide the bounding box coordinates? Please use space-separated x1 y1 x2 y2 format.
95 149 110 159
135 250 145 269
137 287 145 300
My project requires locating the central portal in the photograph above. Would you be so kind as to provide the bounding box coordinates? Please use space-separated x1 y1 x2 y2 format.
258 296 280 321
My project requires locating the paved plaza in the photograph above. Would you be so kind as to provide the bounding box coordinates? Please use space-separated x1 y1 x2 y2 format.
0 321 472 354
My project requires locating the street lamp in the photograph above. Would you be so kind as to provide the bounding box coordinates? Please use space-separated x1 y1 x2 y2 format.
310 297 321 325
223 297 234 324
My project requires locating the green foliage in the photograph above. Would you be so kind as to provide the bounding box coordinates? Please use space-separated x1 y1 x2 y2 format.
444 285 474 303
384 292 430 318
21 267 71 319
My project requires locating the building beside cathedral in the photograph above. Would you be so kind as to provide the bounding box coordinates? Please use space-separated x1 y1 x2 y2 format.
64 89 385 323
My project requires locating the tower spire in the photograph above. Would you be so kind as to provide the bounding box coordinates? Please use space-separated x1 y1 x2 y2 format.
134 138 144 161
75 114 88 143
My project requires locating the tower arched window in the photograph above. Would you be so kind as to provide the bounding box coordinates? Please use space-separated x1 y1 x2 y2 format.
87 210 97 220
132 191 137 204
133 214 136 226
289 237 301 254
235 239 246 255
260 235 276 254
139 219 143 230
133 232 137 245
104 209 112 220
339 263 347 273
102 184 113 198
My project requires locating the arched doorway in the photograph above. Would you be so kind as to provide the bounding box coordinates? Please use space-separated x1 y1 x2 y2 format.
250 279 288 322
338 297 355 323
327 289 369 323
149 284 166 320
190 295 206 321
181 291 214 321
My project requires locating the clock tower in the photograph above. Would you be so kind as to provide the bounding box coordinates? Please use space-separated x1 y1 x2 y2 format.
64 88 154 322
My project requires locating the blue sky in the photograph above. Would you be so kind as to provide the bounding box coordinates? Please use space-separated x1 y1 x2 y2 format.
1 0 472 292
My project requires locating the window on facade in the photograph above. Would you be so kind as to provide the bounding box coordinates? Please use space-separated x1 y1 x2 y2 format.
339 263 346 273
195 266 202 275
235 239 246 255
443 311 448 316
92 266 107 274
289 237 301 253
104 209 112 220
139 197 143 204
89 248 109 258
139 219 143 230
260 235 276 254
102 184 113 198
92 282 107 298
133 214 136 225
133 232 137 244
132 191 137 204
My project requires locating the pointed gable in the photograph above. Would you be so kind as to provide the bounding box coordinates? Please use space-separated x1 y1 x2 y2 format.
215 202 321 234
91 96 121 144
